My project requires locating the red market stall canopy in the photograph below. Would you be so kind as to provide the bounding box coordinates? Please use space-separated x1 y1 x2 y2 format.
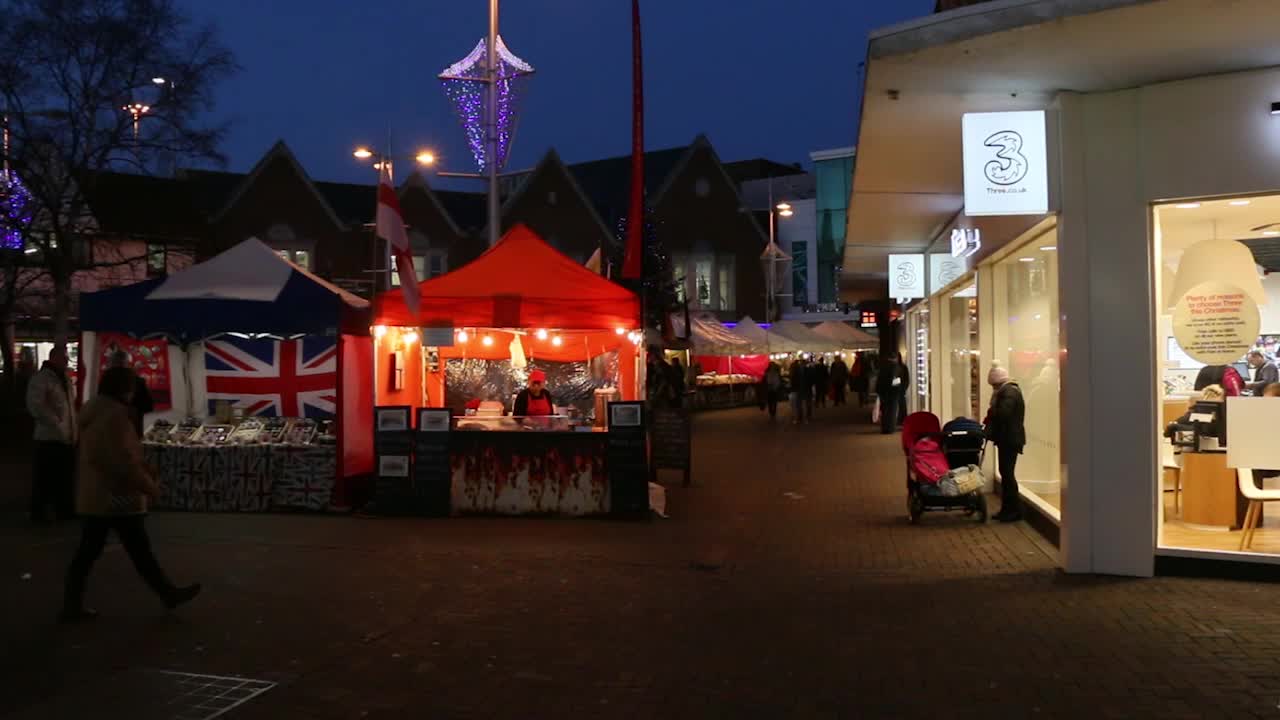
374 224 640 331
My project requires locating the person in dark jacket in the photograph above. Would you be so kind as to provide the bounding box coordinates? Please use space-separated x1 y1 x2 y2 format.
1246 351 1279 395
109 350 153 437
985 365 1026 522
667 357 687 408
810 358 830 409
875 353 908 434
829 356 849 406
789 358 811 424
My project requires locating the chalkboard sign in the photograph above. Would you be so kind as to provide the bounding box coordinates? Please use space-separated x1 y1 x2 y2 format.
650 406 692 487
413 409 452 516
373 405 415 515
607 401 649 516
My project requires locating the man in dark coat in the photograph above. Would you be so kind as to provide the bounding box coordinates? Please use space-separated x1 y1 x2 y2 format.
829 356 849 406
985 365 1026 522
789 358 811 424
810 358 830 409
875 353 908 434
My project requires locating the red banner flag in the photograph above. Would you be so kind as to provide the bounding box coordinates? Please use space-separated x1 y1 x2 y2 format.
621 0 644 280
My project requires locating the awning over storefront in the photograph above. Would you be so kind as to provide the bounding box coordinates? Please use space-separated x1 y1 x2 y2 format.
842 0 1280 300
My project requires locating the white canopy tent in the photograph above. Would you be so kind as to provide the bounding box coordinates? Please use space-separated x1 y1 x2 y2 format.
671 312 758 355
769 320 843 353
731 317 804 354
811 321 879 350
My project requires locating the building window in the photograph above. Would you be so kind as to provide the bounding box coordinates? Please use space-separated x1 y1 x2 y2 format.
694 258 713 308
391 255 427 286
717 255 735 312
792 241 808 306
427 251 447 278
670 252 687 303
146 243 166 277
275 249 312 270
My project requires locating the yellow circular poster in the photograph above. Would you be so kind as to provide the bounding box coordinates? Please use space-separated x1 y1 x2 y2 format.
1172 282 1260 366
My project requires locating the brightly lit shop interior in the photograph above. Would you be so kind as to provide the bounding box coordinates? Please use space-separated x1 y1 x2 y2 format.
922 221 1062 522
1155 194 1280 559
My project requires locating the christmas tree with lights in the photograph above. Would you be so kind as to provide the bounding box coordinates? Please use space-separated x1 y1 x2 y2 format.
613 207 681 336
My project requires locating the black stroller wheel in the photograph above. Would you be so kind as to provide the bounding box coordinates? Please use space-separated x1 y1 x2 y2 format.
907 492 924 524
975 493 988 523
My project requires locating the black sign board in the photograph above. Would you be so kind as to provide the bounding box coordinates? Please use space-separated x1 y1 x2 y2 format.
607 401 649 517
412 408 452 516
373 406 415 515
650 406 692 487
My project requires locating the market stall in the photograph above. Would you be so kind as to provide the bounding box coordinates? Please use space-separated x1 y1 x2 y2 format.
371 224 644 517
667 312 761 408
78 238 374 513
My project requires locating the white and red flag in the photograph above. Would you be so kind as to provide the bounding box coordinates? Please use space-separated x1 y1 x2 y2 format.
376 166 419 315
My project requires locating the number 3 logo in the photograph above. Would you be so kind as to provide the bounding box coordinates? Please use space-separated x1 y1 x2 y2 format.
983 130 1028 186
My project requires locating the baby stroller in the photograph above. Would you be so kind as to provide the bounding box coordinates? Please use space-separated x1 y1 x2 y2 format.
902 412 988 524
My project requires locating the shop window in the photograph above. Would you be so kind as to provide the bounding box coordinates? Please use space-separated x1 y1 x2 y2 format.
943 280 979 423
1153 195 1280 557
991 232 1061 518
670 253 687 304
427 251 447 278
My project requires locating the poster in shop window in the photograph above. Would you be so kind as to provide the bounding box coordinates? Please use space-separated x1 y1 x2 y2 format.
1172 282 1260 366
97 332 171 410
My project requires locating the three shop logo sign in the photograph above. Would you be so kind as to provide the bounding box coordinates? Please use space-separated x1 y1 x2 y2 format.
963 111 1049 216
950 228 982 259
982 130 1029 188
887 254 925 299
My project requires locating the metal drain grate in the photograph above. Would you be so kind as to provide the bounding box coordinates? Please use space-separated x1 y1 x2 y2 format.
154 671 276 720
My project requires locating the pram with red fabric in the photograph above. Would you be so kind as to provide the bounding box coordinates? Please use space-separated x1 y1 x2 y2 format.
901 412 988 524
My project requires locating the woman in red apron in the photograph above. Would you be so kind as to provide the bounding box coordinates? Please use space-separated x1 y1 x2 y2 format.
513 369 556 417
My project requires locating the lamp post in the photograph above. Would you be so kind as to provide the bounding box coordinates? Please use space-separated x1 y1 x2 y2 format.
765 178 794 323
352 145 437 293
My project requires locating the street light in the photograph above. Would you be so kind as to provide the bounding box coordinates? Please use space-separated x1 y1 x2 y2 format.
351 144 440 295
122 102 150 140
764 182 795 323
151 77 167 86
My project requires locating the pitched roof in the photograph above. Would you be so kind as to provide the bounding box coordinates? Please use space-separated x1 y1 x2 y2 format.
564 145 690 222
80 171 207 238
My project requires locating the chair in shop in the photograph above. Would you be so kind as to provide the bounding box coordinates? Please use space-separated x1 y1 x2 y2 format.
1163 441 1181 516
1236 468 1280 551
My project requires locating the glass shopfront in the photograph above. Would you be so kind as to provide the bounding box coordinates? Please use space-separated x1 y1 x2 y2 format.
989 229 1062 517
939 278 980 423
1154 194 1280 558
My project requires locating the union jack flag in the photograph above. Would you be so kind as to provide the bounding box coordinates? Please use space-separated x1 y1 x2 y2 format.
205 336 337 418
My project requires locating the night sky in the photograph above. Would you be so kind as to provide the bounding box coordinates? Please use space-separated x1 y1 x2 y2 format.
182 1 933 185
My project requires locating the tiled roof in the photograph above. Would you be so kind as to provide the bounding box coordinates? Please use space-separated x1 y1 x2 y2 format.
565 145 690 223
80 171 209 238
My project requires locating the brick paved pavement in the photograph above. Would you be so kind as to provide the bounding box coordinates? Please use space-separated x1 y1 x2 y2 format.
4 404 1280 718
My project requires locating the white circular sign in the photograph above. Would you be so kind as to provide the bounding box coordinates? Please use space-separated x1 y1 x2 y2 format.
1172 282 1260 365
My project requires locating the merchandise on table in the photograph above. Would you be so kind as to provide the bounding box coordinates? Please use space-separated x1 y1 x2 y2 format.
191 423 234 446
283 418 317 445
143 419 176 443
695 373 756 387
262 417 292 444
226 418 265 445
168 418 203 444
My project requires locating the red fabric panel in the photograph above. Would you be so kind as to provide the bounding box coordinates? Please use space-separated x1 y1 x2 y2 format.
341 334 374 481
373 224 640 330
694 354 769 380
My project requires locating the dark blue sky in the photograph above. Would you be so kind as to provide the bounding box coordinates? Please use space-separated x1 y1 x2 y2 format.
183 1 933 185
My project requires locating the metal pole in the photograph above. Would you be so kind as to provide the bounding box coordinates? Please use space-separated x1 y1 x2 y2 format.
767 179 775 323
486 0 500 248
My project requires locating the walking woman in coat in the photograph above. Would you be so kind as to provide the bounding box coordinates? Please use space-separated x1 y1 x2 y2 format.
60 367 200 622
985 365 1027 522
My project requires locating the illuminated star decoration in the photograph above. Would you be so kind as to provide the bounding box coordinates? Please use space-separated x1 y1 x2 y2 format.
438 36 534 173
0 170 33 250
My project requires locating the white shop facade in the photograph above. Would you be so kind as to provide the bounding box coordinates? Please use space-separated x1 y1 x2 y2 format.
849 0 1280 576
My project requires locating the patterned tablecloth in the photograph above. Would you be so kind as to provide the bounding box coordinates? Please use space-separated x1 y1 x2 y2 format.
144 444 337 512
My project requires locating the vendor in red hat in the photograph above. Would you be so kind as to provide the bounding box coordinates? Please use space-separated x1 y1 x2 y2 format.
513 369 556 417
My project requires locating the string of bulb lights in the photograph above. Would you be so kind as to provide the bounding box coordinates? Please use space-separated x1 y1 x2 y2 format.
372 326 642 347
